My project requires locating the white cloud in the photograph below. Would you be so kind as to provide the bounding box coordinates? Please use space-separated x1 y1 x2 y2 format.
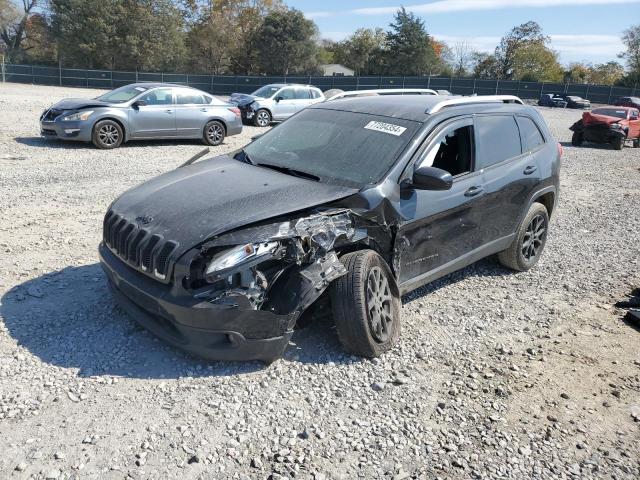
432 33 624 63
352 0 640 15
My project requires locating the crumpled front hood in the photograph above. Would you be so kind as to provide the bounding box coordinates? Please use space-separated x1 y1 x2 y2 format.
583 112 622 127
49 97 115 111
108 155 358 258
228 93 259 107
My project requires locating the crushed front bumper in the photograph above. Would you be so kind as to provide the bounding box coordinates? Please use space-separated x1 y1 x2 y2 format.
99 244 295 362
40 119 92 142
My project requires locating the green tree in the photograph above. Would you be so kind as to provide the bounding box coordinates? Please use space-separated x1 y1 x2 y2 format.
589 61 625 85
253 8 318 75
511 42 563 82
384 7 438 75
495 21 548 79
331 27 386 75
619 24 640 86
51 0 186 71
471 52 498 79
565 62 591 83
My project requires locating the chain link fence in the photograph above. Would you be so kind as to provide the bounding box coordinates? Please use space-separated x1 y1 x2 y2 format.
2 63 638 104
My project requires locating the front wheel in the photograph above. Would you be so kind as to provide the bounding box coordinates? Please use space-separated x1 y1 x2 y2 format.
611 135 624 150
632 138 639 148
571 131 583 146
253 109 271 127
203 120 225 146
498 202 549 272
92 120 123 149
330 250 401 358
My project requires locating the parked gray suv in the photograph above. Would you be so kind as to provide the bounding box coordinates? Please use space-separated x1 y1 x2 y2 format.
229 84 325 127
40 83 243 149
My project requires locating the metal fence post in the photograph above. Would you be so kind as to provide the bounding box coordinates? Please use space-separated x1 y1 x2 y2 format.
136 69 139 83
585 83 590 101
495 79 498 95
607 85 613 104
516 80 520 97
472 78 476 95
379 76 382 88
356 75 359 90
427 75 431 88
540 82 545 97
1 55 5 83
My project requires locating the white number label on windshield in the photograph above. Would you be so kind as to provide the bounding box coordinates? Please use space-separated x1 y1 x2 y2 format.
364 121 407 136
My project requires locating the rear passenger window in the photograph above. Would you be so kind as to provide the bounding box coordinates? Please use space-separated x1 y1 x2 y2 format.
517 116 545 152
476 115 522 168
294 88 312 100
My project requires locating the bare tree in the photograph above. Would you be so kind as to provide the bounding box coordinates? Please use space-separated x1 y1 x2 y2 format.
0 0 39 61
452 40 473 77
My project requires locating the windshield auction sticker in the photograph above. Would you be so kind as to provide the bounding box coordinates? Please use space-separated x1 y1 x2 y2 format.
364 121 407 136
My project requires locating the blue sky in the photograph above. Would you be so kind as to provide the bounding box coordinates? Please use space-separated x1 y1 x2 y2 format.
288 0 639 65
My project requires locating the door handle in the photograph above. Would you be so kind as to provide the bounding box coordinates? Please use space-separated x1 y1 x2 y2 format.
165 109 173 114
199 108 208 112
464 186 484 197
523 165 537 175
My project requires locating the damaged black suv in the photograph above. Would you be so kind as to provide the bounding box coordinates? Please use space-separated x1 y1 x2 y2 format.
100 95 560 362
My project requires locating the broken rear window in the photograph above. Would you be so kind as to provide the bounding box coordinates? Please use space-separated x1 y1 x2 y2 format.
243 108 420 187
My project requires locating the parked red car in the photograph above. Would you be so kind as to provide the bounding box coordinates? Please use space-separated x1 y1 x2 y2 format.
570 106 640 150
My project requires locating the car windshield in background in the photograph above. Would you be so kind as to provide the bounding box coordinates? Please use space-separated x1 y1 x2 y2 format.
243 108 420 187
593 108 627 119
97 85 148 103
252 85 281 98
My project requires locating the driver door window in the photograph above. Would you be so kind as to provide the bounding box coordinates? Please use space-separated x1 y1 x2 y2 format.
138 88 173 106
273 88 297 120
418 124 473 177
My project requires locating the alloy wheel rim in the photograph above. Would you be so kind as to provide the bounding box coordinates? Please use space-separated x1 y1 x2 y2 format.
522 214 547 261
207 124 223 143
366 266 393 342
257 112 269 126
99 124 119 146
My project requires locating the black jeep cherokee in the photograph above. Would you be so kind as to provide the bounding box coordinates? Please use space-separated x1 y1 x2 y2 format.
100 95 560 362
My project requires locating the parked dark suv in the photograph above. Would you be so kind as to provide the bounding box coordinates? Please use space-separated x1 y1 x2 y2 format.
100 95 560 362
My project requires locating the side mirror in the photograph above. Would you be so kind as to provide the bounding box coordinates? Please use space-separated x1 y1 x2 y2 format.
275 96 283 103
133 100 147 109
407 166 453 191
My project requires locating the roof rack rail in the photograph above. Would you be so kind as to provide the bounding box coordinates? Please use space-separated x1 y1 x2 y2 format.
426 95 524 114
327 88 438 101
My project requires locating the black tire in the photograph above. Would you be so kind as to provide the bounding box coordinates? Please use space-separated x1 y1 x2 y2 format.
633 138 639 148
571 131 583 146
611 136 624 150
253 109 271 127
330 250 401 358
92 120 123 149
498 202 549 272
203 120 225 146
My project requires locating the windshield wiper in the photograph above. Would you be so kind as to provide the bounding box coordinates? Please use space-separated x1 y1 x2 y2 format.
256 163 320 182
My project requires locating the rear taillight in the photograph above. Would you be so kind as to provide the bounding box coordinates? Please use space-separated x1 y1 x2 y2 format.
557 142 563 158
228 107 241 118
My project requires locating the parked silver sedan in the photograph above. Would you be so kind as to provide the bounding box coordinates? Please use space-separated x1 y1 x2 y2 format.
229 84 325 127
40 83 243 149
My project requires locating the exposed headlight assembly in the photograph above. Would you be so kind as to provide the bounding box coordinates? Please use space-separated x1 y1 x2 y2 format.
205 242 280 281
62 110 94 121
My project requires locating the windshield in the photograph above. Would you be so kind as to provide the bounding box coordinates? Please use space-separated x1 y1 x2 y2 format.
243 108 420 187
97 85 149 103
252 85 281 98
593 108 627 119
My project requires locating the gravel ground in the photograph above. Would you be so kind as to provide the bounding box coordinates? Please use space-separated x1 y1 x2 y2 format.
0 82 639 480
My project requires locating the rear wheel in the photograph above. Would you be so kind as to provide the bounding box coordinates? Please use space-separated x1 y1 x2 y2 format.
611 136 624 150
330 250 400 358
571 131 583 146
253 109 271 127
92 120 123 149
203 120 225 146
633 138 639 148
498 202 549 272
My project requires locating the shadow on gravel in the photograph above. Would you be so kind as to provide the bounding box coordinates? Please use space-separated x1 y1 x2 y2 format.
559 141 616 151
1 258 512 377
0 264 267 379
15 136 213 149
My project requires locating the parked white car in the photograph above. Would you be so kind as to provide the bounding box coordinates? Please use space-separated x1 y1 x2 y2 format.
229 84 325 127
